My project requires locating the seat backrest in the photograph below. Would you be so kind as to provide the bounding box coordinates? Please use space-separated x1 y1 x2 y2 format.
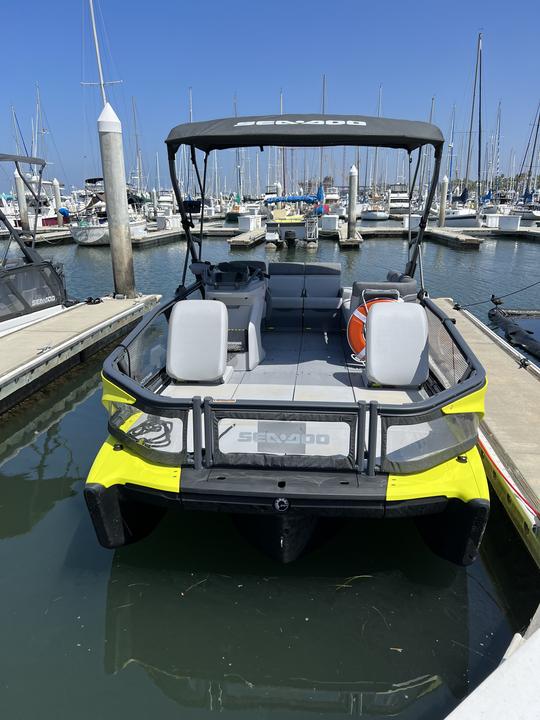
268 262 305 298
167 299 228 382
351 275 417 304
304 262 341 298
365 302 429 387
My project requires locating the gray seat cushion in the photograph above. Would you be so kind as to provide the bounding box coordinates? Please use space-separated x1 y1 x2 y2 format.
352 277 417 300
268 262 305 275
303 263 342 330
267 263 305 330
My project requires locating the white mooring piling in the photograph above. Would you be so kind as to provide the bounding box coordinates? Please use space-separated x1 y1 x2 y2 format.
438 175 448 228
347 164 358 240
14 170 29 232
152 187 158 217
98 103 136 298
52 178 63 227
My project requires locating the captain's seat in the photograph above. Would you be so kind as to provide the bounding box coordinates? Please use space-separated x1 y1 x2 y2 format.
365 302 429 388
167 300 233 384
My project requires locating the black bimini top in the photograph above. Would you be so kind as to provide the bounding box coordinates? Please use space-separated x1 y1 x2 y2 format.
166 114 444 154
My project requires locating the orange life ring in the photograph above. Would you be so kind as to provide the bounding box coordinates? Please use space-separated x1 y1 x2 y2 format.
347 297 398 359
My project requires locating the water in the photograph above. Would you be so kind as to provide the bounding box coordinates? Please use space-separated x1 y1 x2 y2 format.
1 235 539 719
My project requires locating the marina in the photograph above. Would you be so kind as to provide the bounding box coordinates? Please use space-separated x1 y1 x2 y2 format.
1 233 538 720
1 1 540 718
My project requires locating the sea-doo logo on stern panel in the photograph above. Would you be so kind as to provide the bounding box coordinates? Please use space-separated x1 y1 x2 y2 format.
235 119 367 127
217 419 351 457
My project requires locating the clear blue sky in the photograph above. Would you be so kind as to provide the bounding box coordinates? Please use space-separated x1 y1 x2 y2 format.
1 0 538 192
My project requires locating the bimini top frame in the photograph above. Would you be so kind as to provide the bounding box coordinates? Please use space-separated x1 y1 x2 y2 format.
164 114 444 281
0 153 47 267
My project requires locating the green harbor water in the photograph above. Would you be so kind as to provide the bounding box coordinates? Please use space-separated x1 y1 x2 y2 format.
1 236 539 719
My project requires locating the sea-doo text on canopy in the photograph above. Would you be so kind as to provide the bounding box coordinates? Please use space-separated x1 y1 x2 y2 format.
85 114 489 563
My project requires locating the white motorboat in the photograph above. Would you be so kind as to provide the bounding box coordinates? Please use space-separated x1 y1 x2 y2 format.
71 218 146 246
511 204 540 221
0 154 72 338
361 207 389 221
388 184 410 215
441 208 480 228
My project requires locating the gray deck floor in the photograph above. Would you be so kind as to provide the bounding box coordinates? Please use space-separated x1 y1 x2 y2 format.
163 331 418 405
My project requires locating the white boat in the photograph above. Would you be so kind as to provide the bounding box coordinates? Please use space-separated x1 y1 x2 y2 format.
0 154 72 337
388 184 410 215
361 208 389 221
71 218 146 246
511 204 540 221
442 208 480 228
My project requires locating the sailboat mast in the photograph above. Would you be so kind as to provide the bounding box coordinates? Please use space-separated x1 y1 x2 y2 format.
465 33 481 198
476 33 483 212
132 97 143 194
234 93 242 198
11 107 21 156
319 74 326 185
88 0 107 107
255 152 260 197
373 85 382 192
447 104 456 198
525 105 540 199
494 102 501 191
280 89 287 194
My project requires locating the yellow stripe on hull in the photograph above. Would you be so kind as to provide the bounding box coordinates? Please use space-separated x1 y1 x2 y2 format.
87 436 181 493
387 446 489 503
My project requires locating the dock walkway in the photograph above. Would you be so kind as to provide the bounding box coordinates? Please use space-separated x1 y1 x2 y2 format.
0 295 159 414
228 228 266 247
434 298 540 565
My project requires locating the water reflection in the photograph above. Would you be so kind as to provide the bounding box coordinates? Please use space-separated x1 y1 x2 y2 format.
0 360 101 538
105 513 468 717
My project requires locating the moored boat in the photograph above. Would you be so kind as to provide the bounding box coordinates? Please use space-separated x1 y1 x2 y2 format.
361 207 389 221
0 154 71 337
84 113 490 565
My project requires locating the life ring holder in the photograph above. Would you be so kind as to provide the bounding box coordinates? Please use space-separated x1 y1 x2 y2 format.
347 290 402 364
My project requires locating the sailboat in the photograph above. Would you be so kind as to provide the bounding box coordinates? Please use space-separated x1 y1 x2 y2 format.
444 34 483 228
361 86 389 221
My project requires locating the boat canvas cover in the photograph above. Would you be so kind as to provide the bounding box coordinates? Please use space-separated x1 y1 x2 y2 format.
0 153 46 167
166 114 444 153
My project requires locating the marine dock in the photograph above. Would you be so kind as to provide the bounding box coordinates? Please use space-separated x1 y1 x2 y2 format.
434 298 540 567
0 294 160 414
227 227 266 247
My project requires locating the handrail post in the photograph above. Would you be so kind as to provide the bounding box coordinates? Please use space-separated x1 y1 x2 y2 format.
192 396 202 470
356 401 366 472
203 396 214 467
367 401 379 476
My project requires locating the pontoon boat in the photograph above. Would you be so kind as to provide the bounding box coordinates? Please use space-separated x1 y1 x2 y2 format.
85 114 489 564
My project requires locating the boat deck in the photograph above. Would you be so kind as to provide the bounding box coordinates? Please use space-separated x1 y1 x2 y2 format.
162 330 420 405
